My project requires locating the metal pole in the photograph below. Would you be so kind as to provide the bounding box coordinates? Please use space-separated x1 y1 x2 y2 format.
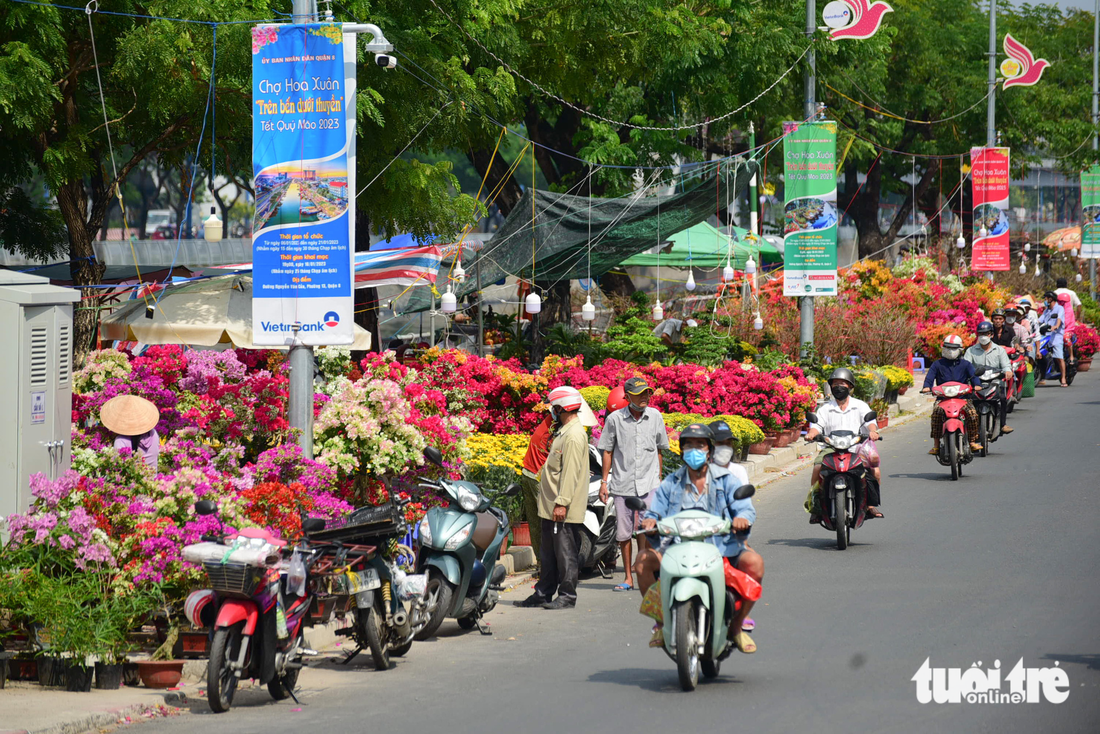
987 0 997 148
292 0 312 24
749 122 759 238
1091 0 1098 300
288 324 314 459
476 258 485 357
800 0 816 360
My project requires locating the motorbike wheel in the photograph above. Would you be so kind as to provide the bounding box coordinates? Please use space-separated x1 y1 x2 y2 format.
414 571 455 641
1066 361 1078 386
949 435 959 481
456 615 478 630
362 603 390 671
674 600 701 692
390 640 413 657
835 490 849 551
978 415 988 457
207 622 245 713
268 629 303 700
702 657 721 679
578 531 595 572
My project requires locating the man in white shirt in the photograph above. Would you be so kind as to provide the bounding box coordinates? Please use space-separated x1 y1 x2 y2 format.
1054 278 1082 310
804 368 882 522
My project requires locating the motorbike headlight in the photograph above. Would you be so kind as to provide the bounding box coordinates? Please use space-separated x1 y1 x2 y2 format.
674 517 725 539
943 385 960 398
418 517 432 546
833 477 848 489
444 525 472 550
456 486 482 512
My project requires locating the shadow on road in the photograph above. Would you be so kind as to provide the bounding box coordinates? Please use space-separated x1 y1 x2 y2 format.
764 537 868 551
889 472 957 481
1041 653 1100 671
587 667 742 693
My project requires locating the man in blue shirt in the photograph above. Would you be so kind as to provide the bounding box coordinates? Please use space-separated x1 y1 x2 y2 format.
633 424 763 654
921 334 983 454
1037 290 1067 387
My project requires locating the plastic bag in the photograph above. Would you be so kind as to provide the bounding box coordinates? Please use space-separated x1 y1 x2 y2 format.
639 582 662 623
723 558 762 601
287 550 307 597
394 570 428 602
857 438 881 467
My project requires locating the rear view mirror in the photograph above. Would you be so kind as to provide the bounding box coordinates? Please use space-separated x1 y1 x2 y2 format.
195 500 218 516
733 484 756 501
424 446 444 467
974 366 988 376
302 517 326 534
863 411 877 423
504 483 522 497
623 496 648 512
806 411 818 425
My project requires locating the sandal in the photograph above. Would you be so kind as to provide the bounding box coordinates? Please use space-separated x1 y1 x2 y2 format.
741 617 755 632
865 507 884 519
613 583 634 592
733 631 757 654
649 625 664 648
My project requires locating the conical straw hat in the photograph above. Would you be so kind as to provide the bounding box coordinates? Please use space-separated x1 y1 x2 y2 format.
99 395 160 436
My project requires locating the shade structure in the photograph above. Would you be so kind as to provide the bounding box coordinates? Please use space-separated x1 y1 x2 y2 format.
1042 226 1081 252
100 274 372 350
619 221 783 270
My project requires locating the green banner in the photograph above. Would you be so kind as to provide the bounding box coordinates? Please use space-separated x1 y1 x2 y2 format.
782 121 838 296
1082 164 1100 259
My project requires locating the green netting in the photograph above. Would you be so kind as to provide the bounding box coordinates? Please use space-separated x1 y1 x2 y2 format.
405 166 758 312
619 221 782 270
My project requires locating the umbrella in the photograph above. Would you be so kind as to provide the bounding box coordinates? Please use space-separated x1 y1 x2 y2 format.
100 274 372 350
620 222 783 269
1042 226 1081 252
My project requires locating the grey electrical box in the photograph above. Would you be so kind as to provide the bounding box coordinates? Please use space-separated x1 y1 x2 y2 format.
0 271 80 530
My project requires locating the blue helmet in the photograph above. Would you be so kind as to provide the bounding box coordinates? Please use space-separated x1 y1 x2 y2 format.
976 320 994 335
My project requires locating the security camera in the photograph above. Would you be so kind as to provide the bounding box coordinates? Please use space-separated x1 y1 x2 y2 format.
375 54 397 69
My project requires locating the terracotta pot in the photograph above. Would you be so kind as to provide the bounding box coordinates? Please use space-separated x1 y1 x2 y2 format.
898 386 909 396
1077 358 1092 372
772 431 791 448
878 415 889 428
748 436 776 455
511 522 531 547
135 660 184 689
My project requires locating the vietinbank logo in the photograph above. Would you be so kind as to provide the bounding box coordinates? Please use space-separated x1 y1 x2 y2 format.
912 658 1070 704
259 321 327 333
324 311 340 328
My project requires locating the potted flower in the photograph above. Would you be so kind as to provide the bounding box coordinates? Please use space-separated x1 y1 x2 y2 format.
136 599 185 689
871 398 890 429
1073 324 1099 370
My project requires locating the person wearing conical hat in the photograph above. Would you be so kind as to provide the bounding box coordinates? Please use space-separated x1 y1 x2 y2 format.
101 395 161 470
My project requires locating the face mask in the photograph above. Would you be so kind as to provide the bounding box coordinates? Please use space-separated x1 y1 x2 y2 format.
978 335 992 346
830 384 850 401
712 446 735 466
683 449 708 471
942 347 962 360
1006 316 1016 325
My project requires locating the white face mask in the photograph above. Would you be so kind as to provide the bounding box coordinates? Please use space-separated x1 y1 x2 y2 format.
978 335 992 346
942 347 962 360
1006 316 1016 325
712 446 735 466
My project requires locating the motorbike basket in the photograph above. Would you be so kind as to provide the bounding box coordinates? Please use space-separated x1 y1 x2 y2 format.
202 561 268 598
306 501 403 543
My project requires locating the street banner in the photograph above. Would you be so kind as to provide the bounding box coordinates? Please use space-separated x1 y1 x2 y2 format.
782 121 838 297
1081 165 1100 259
970 147 1010 271
251 24 356 346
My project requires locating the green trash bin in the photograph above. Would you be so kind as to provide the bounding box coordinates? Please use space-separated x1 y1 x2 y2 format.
1021 369 1035 398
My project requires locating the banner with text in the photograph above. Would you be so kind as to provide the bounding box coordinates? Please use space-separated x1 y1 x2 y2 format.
970 147 1010 271
782 121 838 297
1081 165 1100 259
251 23 356 345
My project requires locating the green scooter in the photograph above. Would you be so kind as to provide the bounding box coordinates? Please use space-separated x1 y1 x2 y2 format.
626 483 756 691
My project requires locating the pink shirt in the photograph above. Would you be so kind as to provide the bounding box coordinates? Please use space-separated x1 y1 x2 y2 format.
1058 294 1076 332
114 429 160 469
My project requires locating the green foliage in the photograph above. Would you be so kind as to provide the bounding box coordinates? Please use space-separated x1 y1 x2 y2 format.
678 320 756 367
0 186 67 262
546 324 605 368
603 292 668 363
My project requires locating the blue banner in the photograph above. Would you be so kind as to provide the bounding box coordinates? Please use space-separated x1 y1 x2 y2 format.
251 23 355 345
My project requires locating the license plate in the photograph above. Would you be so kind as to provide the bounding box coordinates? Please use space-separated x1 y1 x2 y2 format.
346 568 380 594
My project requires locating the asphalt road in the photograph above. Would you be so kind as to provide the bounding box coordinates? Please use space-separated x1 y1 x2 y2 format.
132 374 1100 734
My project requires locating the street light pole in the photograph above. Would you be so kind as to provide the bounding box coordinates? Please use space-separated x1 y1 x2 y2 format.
987 0 997 149
800 0 816 360
1091 0 1098 300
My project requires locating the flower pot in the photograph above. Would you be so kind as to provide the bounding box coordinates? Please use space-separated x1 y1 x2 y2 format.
179 631 209 659
878 415 889 429
95 662 125 690
771 430 791 448
898 386 909 396
136 660 184 689
36 655 64 687
886 389 899 404
1077 357 1092 372
63 662 94 692
9 658 37 681
748 436 775 455
0 658 8 689
511 522 531 547
738 444 749 462
500 532 509 556
123 662 141 687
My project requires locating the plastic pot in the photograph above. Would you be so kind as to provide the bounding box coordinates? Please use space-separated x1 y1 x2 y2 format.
36 655 64 687
136 660 184 689
63 662 94 692
123 662 141 687
94 662 125 690
0 658 8 689
8 658 36 681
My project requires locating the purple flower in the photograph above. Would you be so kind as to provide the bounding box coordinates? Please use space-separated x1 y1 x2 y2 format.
67 506 96 538
57 534 76 550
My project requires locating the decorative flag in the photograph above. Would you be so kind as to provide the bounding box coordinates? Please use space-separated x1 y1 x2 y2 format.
970 147 1011 271
782 121 839 297
824 0 893 41
1081 165 1100 260
1001 34 1050 89
354 246 441 289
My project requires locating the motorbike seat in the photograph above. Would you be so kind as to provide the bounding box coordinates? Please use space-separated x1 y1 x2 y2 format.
234 527 287 548
471 512 498 555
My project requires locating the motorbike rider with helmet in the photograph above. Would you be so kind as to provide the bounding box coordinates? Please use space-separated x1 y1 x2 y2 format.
804 368 882 523
1005 303 1032 353
633 423 762 654
990 308 1016 349
964 321 1014 434
921 335 984 454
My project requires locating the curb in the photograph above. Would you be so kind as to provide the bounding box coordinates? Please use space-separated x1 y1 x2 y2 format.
1 700 181 734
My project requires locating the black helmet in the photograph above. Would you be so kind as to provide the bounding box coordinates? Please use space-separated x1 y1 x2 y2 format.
679 423 714 450
827 367 856 387
991 308 1006 319
1044 290 1057 300
976 320 994 335
709 420 734 443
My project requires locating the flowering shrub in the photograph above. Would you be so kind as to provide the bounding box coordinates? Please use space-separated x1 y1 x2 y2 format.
465 434 529 478
878 365 915 391
1074 323 1100 358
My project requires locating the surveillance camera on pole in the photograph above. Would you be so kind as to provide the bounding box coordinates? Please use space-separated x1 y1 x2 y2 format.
374 54 397 69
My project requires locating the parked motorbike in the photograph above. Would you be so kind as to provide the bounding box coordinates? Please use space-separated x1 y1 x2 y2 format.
972 367 1005 456
1005 347 1027 410
806 410 879 550
625 485 758 692
182 501 327 713
414 447 521 639
929 381 976 481
1036 327 1078 386
579 445 618 576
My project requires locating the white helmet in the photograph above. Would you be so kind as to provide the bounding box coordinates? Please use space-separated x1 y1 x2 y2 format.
942 334 964 360
548 386 584 412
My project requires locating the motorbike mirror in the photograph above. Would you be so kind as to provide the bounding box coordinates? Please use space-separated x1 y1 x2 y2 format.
806 411 818 425
623 496 648 512
504 482 522 497
424 446 444 467
863 410 877 423
733 484 756 501
974 366 988 376
302 517 326 534
194 499 218 516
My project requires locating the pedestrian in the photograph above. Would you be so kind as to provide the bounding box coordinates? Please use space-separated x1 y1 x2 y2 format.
598 376 670 592
514 387 591 610
100 394 161 470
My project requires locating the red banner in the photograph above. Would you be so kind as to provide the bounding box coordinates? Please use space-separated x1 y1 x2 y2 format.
970 147 1010 271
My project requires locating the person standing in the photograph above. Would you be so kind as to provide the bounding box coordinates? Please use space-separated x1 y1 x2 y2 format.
514 387 590 610
101 395 161 470
519 414 553 559
598 377 669 592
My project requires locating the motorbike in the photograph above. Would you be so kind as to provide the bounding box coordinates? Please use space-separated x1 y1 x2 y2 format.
929 381 976 481
972 367 1005 456
579 445 618 576
182 501 327 713
1036 326 1078 386
624 485 758 692
806 410 880 551
1005 346 1028 410
414 447 521 639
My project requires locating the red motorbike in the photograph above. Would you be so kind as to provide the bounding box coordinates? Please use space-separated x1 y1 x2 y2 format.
806 409 880 551
1004 347 1027 410
930 381 975 480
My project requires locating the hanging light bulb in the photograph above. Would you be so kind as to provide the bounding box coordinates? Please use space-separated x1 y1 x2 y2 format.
685 269 696 291
581 296 596 321
441 287 457 314
453 258 467 283
1024 242 1031 252
1019 259 1027 274
723 259 735 282
752 312 764 330
1076 272 1083 282
652 300 664 321
203 206 223 243
1071 247 1078 257
956 234 966 249
745 256 757 275
1034 262 1042 277
525 291 542 314
979 225 988 238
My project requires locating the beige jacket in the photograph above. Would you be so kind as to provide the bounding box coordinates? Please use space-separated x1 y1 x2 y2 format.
537 418 588 524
